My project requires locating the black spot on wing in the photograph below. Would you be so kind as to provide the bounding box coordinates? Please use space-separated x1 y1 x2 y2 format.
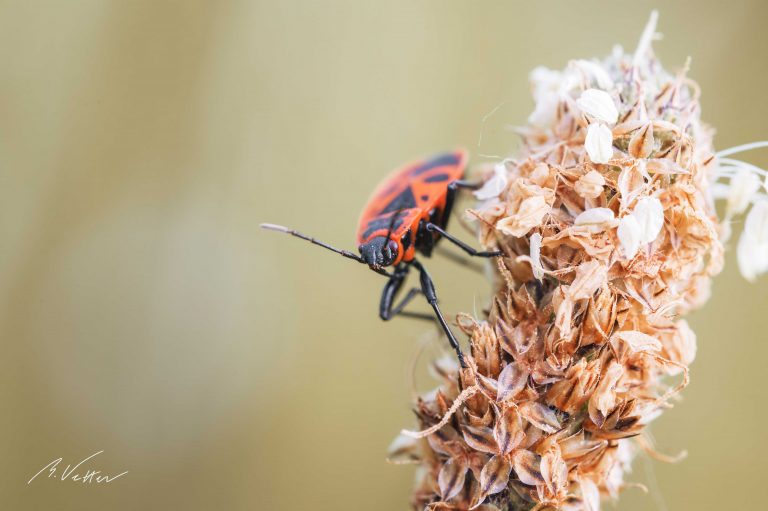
424 173 450 183
411 153 461 176
420 194 429 201
381 186 417 214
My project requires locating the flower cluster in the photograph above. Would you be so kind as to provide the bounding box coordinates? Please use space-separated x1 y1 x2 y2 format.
391 12 767 511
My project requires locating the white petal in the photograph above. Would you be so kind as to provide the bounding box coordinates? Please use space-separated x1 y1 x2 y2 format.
529 66 562 100
739 201 768 281
575 207 615 224
530 232 544 280
617 215 641 259
527 92 559 127
574 207 616 233
612 44 625 61
632 196 664 243
726 168 761 217
528 67 566 127
744 200 768 242
738 231 762 282
474 163 509 200
580 476 601 511
676 320 698 367
576 88 619 124
571 59 614 90
584 123 614 164
710 182 731 200
758 242 768 275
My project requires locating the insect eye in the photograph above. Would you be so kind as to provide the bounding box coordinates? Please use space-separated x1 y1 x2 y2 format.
387 240 399 257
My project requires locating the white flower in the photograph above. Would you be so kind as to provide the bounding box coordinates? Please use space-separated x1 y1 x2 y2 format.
529 232 544 280
530 66 563 98
576 88 619 124
474 163 509 200
617 215 641 259
574 207 616 233
585 123 614 164
579 477 601 511
615 197 663 258
737 201 768 281
737 231 768 282
633 196 664 243
726 168 761 217
745 201 768 240
528 93 559 127
571 59 614 91
528 67 564 127
605 441 636 498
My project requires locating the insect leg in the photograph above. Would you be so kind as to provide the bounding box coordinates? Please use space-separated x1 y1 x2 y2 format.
436 179 503 260
384 288 433 321
437 179 482 242
412 260 467 368
379 266 433 322
434 245 485 273
448 179 482 191
425 222 502 258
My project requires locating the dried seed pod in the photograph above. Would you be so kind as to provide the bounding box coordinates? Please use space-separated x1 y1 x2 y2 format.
575 170 606 199
396 12 764 511
627 123 655 158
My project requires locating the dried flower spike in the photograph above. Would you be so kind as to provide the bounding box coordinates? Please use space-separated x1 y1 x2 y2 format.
393 10 768 511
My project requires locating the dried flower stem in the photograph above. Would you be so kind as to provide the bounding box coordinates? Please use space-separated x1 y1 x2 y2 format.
391 11 768 511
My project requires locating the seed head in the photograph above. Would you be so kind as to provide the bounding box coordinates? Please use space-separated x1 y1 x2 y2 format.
392 10 767 511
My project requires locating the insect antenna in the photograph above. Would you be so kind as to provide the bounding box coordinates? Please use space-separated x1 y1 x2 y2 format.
260 223 390 276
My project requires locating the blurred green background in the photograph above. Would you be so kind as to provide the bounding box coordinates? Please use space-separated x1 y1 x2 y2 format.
0 1 766 510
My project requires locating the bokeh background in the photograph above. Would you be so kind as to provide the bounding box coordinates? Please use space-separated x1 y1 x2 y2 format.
0 1 766 510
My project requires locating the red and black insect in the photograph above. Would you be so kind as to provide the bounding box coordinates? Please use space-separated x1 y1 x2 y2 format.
261 150 501 367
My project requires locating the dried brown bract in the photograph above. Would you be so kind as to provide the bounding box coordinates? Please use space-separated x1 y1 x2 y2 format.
392 11 768 511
